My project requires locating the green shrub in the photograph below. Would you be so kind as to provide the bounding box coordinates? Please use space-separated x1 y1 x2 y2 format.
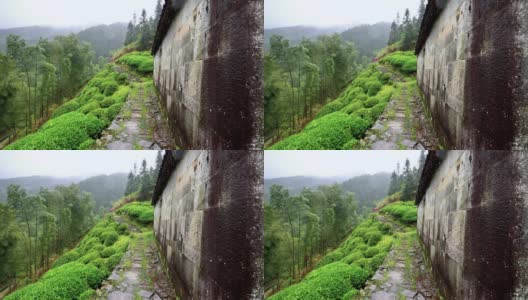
79 289 95 300
103 82 119 96
116 73 129 85
5 113 105 150
79 250 101 264
342 251 364 264
52 250 80 268
341 138 359 150
100 97 115 108
342 101 363 114
117 223 128 235
117 202 154 224
366 80 382 96
105 253 123 271
101 231 119 246
316 249 345 268
52 100 81 118
365 247 380 258
364 97 379 108
315 100 345 119
101 247 116 258
365 230 382 246
381 51 417 74
79 101 101 114
117 52 154 74
380 201 417 224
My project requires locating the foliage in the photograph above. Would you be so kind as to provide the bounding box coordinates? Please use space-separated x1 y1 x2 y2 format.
117 51 154 74
387 152 425 200
387 3 425 51
265 34 359 141
117 202 154 224
265 184 359 291
269 66 395 149
269 216 395 299
380 201 417 224
381 51 417 74
5 67 131 150
5 216 130 300
0 34 97 138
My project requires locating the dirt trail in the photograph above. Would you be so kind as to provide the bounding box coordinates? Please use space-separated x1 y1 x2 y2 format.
362 66 439 150
96 217 177 300
359 216 439 300
98 66 175 150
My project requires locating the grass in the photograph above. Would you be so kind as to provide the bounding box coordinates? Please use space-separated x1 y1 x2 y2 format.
5 216 130 300
5 66 130 150
269 216 394 300
268 65 395 150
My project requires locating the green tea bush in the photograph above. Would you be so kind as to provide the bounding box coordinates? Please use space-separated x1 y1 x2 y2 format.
316 249 345 268
366 80 382 96
117 202 154 224
5 263 105 300
364 97 380 108
315 100 346 119
116 73 129 85
381 51 417 74
101 247 116 258
269 262 368 300
101 231 119 246
380 201 417 224
5 113 105 150
341 138 359 150
117 51 154 74
52 250 80 268
6 66 133 150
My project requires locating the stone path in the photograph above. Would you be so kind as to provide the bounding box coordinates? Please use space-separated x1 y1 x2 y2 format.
360 217 439 300
96 218 177 300
362 66 439 150
98 66 175 150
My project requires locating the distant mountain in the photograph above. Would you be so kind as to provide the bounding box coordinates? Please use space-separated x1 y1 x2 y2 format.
264 23 391 60
0 173 128 209
264 172 391 212
264 25 349 50
0 23 127 58
77 23 127 57
0 176 83 201
264 176 347 200
341 22 391 59
340 172 391 210
0 26 83 52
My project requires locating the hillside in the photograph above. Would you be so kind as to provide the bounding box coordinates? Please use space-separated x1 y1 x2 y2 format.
341 22 391 59
0 173 128 208
264 172 391 210
0 23 127 57
264 25 349 50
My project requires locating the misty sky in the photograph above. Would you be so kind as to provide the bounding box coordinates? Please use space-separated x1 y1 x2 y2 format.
0 0 158 28
265 0 422 29
265 151 423 179
0 151 159 179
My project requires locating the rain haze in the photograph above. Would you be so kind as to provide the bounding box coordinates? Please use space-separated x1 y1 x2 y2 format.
0 151 159 179
0 0 158 28
265 0 422 29
265 151 423 179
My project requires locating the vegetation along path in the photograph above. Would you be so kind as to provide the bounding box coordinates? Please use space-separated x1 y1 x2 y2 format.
362 66 438 150
96 216 177 300
360 215 439 300
98 66 174 150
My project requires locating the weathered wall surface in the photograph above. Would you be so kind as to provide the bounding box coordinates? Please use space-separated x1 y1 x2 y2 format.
153 150 263 299
153 0 263 150
417 151 528 299
416 0 528 149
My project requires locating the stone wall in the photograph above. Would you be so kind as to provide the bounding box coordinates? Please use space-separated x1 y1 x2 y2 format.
416 0 528 149
153 0 264 150
153 150 263 299
417 151 528 299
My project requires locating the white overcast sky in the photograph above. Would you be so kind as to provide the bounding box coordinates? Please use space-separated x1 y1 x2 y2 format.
0 0 159 28
265 0 422 29
0 151 159 179
265 151 423 179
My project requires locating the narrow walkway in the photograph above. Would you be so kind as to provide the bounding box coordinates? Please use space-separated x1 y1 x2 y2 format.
98 66 175 150
360 217 439 300
362 66 438 150
96 217 177 300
